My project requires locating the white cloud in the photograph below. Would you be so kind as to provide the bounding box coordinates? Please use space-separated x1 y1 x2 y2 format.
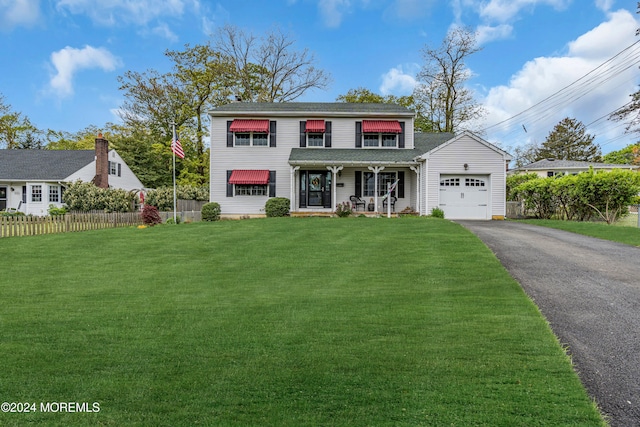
0 0 40 29
48 45 122 98
481 9 640 152
476 24 513 44
147 23 178 42
479 0 571 23
318 0 352 28
55 0 189 26
379 64 419 96
595 0 613 12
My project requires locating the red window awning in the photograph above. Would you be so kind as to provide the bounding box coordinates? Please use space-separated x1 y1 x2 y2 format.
228 170 270 185
305 120 326 133
362 120 402 133
229 119 270 133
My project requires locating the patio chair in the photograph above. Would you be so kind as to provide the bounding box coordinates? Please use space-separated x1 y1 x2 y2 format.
382 196 396 212
6 201 21 214
349 196 366 211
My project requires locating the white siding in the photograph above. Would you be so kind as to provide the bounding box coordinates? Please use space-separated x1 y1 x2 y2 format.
210 115 415 215
66 150 144 191
424 134 508 219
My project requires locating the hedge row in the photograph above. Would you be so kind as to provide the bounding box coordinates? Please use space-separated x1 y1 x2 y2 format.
509 169 640 224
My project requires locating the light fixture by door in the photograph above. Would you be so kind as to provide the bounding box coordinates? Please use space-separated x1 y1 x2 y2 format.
463 163 469 170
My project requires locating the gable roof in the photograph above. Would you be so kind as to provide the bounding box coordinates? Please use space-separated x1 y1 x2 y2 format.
210 102 414 117
421 131 512 160
514 158 639 171
0 150 95 181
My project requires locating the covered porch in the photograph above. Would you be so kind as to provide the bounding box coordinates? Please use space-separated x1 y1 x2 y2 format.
287 148 422 215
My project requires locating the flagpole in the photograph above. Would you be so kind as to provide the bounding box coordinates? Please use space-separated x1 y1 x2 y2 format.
172 122 177 224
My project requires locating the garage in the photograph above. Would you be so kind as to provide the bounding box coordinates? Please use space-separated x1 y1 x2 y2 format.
438 175 490 220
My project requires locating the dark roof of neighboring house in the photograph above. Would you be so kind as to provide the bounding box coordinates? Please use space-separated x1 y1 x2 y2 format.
210 102 414 116
0 149 95 181
289 133 454 165
515 158 639 171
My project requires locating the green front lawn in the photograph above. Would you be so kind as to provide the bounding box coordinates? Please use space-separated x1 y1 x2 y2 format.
517 217 640 247
0 218 605 426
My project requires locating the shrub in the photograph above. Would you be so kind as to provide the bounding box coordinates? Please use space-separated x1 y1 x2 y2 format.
201 202 221 222
265 197 290 217
335 202 352 217
48 204 68 216
140 205 162 226
145 186 209 211
63 180 137 212
430 207 445 218
165 216 181 225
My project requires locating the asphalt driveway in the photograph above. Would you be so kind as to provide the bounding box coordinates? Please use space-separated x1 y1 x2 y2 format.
455 220 640 427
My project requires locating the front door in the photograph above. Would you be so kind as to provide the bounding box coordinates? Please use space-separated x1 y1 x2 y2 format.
0 186 6 211
299 170 332 208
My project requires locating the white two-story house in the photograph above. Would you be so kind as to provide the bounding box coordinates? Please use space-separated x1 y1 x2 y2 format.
209 102 511 220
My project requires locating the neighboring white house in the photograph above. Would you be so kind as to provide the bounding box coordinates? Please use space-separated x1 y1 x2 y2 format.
508 158 640 177
0 135 143 216
209 102 512 220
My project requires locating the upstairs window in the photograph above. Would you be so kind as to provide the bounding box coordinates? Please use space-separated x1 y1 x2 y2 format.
227 120 276 147
300 120 331 148
356 120 404 148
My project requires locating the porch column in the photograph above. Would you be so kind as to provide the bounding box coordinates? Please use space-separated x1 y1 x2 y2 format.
368 166 385 212
290 166 299 213
327 165 343 210
410 165 420 214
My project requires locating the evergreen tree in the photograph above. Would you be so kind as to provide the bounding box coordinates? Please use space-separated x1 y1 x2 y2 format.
535 117 601 161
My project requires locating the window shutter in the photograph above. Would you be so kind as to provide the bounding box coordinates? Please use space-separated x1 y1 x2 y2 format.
299 121 306 147
118 163 121 177
269 171 276 197
397 171 405 198
226 170 233 197
355 121 362 148
398 122 405 148
325 121 332 147
108 161 112 175
355 171 362 197
227 121 234 147
269 121 277 147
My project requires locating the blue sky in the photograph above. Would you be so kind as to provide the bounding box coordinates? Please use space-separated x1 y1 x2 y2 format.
1 0 639 154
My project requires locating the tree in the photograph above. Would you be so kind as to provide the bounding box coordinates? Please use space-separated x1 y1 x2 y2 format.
117 43 232 186
609 3 640 134
0 94 43 149
511 140 541 168
535 117 601 161
336 87 433 132
165 44 234 179
214 25 331 102
412 27 485 133
602 142 640 165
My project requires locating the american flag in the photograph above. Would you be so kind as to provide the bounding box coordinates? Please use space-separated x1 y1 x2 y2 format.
171 127 185 159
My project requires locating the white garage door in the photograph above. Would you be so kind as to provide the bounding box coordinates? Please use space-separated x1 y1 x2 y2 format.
439 175 489 219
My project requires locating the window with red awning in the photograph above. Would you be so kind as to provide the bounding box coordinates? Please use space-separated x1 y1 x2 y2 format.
228 170 270 185
229 119 270 133
362 120 402 133
305 120 326 133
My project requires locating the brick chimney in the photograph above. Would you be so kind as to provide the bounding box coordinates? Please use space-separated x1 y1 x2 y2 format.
92 133 109 189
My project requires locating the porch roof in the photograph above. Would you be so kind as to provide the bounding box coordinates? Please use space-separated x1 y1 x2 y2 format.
288 132 455 166
289 147 421 166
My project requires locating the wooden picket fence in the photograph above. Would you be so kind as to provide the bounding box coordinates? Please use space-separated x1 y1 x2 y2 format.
0 212 143 238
